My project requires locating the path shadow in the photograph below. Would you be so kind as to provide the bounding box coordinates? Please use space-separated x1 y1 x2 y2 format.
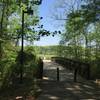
38 80 100 100
37 61 100 100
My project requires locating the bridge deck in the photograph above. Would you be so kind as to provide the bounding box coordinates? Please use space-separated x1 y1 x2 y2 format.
37 60 100 100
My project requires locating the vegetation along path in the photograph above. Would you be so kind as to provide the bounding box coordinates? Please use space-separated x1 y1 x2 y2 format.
37 60 100 100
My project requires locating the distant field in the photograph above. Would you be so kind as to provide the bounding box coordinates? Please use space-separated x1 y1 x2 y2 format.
37 54 57 60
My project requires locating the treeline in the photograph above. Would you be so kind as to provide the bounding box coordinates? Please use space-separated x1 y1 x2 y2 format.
34 45 100 61
34 45 59 55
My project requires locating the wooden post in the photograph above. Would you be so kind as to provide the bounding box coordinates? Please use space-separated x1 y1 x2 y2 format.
87 64 90 80
57 67 59 81
74 68 78 82
37 59 43 79
40 59 43 79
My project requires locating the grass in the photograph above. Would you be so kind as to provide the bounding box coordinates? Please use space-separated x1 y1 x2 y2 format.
37 54 56 60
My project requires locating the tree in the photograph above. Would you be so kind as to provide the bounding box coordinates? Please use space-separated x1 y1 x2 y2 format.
0 0 17 59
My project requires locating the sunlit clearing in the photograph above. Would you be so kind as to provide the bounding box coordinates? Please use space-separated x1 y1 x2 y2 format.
43 76 49 80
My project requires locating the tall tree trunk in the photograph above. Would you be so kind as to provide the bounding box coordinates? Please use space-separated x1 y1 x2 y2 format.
84 34 88 60
73 36 78 59
0 1 5 59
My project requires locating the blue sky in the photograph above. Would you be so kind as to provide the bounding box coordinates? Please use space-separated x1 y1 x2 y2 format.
34 0 65 46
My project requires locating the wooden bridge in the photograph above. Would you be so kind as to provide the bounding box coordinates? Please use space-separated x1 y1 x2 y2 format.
37 59 100 100
51 57 90 81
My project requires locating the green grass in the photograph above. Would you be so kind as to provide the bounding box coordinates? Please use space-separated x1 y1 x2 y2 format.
37 54 56 60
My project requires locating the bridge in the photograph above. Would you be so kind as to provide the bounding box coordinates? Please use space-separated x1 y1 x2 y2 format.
37 60 100 100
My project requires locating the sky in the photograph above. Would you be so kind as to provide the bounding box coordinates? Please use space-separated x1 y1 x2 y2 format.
34 0 65 46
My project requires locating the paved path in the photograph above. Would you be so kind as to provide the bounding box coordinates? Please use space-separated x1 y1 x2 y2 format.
37 60 100 100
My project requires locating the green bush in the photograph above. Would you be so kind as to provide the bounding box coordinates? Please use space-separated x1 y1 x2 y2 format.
0 46 43 90
0 59 15 89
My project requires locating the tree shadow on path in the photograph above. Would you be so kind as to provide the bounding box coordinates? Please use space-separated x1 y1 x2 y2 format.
37 61 100 100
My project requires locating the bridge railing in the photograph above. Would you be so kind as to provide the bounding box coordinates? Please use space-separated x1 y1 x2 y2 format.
51 57 90 81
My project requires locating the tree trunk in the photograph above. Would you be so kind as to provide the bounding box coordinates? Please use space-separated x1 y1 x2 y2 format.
0 1 5 59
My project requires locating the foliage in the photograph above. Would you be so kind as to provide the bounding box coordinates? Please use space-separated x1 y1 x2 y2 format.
54 0 100 79
0 45 43 90
0 0 44 92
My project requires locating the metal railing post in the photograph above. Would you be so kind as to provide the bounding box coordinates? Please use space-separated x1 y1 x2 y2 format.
57 67 59 81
